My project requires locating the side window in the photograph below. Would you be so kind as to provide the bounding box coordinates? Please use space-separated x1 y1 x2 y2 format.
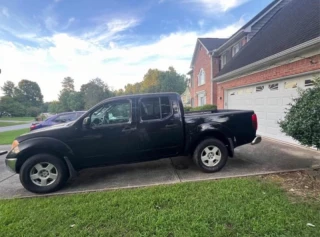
141 97 161 120
54 114 70 123
90 100 131 127
161 97 171 118
140 97 172 121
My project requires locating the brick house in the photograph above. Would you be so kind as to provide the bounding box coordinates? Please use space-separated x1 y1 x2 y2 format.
189 0 320 145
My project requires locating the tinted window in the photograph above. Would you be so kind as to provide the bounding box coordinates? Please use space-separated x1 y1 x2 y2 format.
161 97 171 118
141 97 161 120
90 100 131 127
140 97 171 121
54 114 75 123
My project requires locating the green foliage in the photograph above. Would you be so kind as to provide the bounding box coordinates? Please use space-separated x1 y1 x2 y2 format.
0 128 29 145
81 78 114 110
0 96 26 117
26 107 41 117
48 101 61 114
118 67 186 95
15 79 43 107
188 104 217 112
280 77 320 149
1 81 15 97
184 106 192 112
0 179 320 236
61 77 75 92
0 80 43 117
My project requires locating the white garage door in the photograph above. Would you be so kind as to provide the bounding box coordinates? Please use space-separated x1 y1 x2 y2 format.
225 75 315 144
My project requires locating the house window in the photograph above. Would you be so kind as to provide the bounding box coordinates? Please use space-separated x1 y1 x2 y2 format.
256 86 264 92
232 43 240 57
198 92 206 106
198 68 205 86
268 83 278 91
305 79 314 87
221 54 227 68
284 81 297 89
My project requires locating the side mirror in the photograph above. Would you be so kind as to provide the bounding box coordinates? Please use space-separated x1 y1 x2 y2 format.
83 117 90 127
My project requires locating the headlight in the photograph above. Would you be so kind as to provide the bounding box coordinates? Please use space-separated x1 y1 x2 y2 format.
11 140 19 149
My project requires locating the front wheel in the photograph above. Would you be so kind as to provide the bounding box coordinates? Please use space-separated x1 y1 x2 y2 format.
19 154 68 194
193 138 228 173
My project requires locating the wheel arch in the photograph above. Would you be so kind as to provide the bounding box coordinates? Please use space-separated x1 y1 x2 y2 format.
188 130 234 157
10 137 76 176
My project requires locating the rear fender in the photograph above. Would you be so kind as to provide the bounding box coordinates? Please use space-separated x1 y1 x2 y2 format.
186 122 235 157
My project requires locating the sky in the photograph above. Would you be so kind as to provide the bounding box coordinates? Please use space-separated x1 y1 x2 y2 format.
0 0 273 101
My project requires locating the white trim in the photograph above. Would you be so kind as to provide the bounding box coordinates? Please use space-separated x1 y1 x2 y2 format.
213 38 320 82
217 69 320 88
198 68 205 86
196 90 206 94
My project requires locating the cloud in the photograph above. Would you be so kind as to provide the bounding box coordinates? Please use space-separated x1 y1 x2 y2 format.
83 18 140 43
0 18 242 101
1 7 9 17
184 0 250 13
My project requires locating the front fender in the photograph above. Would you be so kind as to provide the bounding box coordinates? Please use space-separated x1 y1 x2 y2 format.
6 137 75 173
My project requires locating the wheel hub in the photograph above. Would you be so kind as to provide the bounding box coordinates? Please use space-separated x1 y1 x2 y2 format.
39 170 49 178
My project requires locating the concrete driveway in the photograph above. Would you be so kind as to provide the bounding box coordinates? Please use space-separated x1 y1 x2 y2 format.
0 138 319 199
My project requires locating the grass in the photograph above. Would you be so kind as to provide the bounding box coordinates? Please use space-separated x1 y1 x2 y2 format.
0 178 319 237
0 128 30 145
0 122 28 127
0 117 34 121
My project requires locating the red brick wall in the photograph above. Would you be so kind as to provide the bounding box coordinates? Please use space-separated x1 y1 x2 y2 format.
190 46 213 107
216 54 320 109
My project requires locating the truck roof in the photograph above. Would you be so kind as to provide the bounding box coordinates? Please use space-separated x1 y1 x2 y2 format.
100 92 180 104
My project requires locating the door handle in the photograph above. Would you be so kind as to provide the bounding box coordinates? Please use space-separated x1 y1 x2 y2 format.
122 127 137 133
165 124 177 129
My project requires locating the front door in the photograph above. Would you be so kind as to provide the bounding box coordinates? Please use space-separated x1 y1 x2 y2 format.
137 96 184 160
72 99 138 167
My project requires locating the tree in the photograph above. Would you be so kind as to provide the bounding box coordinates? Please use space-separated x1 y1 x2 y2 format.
14 80 44 107
279 77 320 149
0 96 26 117
80 78 113 109
61 77 75 92
48 101 61 114
1 81 15 97
159 66 186 94
68 92 84 111
120 67 187 95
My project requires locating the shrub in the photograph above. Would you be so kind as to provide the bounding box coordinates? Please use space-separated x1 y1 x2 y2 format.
184 106 192 112
190 104 217 112
27 107 41 117
279 77 320 149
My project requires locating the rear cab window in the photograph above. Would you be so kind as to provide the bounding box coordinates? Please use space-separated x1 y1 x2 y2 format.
140 96 172 121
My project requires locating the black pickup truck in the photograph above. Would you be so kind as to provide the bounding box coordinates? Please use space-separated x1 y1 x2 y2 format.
4 92 261 193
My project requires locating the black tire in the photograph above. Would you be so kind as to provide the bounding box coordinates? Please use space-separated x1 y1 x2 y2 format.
193 138 228 173
19 154 68 194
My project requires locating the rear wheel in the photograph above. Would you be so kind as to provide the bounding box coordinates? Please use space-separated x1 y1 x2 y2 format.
193 138 228 173
20 154 68 194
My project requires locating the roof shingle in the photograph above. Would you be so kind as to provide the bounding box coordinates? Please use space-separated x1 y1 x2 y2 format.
217 0 320 77
198 38 228 51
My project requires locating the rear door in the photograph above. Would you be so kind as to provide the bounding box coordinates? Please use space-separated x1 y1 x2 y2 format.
137 95 184 159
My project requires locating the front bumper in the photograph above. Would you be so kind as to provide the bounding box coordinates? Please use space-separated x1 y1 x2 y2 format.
5 158 17 173
251 136 262 145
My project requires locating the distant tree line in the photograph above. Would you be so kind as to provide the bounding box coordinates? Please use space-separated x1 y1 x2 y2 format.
0 67 186 116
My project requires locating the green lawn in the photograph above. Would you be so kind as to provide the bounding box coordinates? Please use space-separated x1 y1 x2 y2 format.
0 128 29 145
0 122 28 127
0 178 319 237
0 117 34 121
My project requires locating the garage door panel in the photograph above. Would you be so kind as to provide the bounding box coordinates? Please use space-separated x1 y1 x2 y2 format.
226 76 309 145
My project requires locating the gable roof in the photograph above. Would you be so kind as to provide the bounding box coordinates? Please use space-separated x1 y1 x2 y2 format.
190 38 227 68
216 0 320 77
198 38 228 51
